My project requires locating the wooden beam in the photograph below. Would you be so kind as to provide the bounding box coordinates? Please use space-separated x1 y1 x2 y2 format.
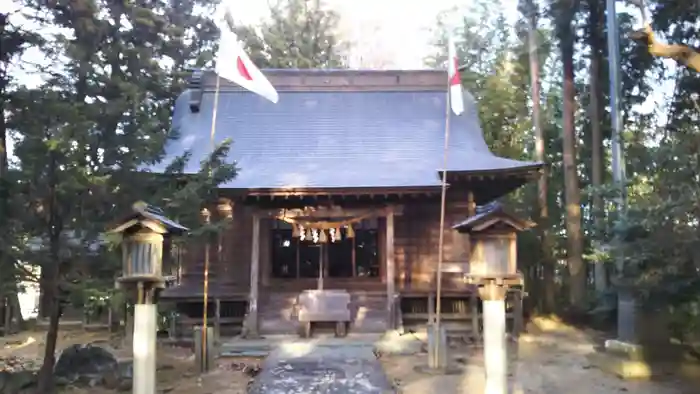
242 186 441 197
258 205 404 219
246 213 261 337
386 206 396 330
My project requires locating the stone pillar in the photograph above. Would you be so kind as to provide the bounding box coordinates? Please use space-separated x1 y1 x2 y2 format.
427 324 448 369
194 326 216 373
617 286 637 343
479 282 508 394
133 304 157 394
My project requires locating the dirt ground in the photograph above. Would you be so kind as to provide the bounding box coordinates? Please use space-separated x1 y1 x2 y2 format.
2 318 698 394
0 330 255 394
381 318 697 394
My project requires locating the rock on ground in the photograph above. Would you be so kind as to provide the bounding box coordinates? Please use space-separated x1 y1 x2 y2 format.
54 344 130 388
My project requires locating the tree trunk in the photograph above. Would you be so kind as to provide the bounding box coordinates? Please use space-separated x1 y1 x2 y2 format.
36 273 61 393
0 29 23 331
588 0 607 293
525 0 556 313
37 151 61 393
559 0 587 309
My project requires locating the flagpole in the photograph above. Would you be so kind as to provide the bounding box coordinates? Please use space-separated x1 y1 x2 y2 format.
433 65 452 368
201 74 221 371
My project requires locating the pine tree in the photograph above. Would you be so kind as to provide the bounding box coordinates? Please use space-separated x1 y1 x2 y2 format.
236 0 348 68
10 1 233 390
552 0 586 311
0 7 42 332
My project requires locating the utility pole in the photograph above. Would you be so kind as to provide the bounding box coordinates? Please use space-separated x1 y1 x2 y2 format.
606 0 633 343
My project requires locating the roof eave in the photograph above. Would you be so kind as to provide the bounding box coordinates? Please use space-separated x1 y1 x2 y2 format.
223 185 444 197
437 163 544 180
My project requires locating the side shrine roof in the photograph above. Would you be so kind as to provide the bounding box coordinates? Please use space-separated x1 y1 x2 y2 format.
108 202 189 235
148 69 542 191
452 202 535 233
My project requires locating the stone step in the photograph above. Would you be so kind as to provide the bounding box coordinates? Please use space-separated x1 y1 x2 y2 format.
259 306 296 319
259 295 300 335
260 317 299 335
261 295 295 301
351 317 388 333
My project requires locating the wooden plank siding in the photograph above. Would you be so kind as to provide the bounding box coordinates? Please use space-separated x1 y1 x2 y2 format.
173 203 255 296
172 196 474 297
394 201 471 291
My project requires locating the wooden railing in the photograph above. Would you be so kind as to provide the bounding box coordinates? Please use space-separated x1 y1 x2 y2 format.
399 289 525 340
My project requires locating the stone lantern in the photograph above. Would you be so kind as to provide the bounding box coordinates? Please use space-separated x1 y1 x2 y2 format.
453 202 533 394
109 201 188 394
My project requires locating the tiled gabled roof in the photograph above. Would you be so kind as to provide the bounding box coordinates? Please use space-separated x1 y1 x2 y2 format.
148 69 541 190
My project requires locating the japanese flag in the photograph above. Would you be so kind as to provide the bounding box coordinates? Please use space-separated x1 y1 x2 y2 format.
214 6 279 103
447 36 464 116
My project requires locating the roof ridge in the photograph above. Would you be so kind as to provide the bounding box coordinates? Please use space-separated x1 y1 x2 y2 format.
186 68 448 92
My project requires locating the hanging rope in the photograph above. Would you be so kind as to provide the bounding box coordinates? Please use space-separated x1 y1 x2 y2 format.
274 210 376 230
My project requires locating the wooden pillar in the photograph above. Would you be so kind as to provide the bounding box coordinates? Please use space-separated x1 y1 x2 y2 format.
168 308 177 340
214 298 221 342
124 302 134 347
386 207 396 330
247 213 260 337
513 289 524 337
428 292 435 324
3 298 11 335
467 191 476 216
466 190 476 276
260 219 271 287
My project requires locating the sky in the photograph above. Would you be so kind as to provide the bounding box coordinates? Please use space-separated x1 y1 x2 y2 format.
2 0 668 139
4 0 520 83
225 0 521 69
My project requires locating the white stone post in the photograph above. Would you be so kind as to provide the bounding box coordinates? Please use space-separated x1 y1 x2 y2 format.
479 282 508 394
133 304 157 394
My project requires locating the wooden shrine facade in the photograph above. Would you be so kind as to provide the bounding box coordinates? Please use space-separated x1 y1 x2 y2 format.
156 68 542 337
162 182 534 338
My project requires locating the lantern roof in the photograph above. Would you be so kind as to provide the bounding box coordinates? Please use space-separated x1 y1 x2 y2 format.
108 201 189 235
452 202 534 233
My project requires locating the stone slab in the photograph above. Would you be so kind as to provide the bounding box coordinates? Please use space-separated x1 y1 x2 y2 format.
247 338 394 394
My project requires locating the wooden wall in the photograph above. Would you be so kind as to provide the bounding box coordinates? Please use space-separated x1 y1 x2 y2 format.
177 203 257 294
176 193 474 296
394 201 471 290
